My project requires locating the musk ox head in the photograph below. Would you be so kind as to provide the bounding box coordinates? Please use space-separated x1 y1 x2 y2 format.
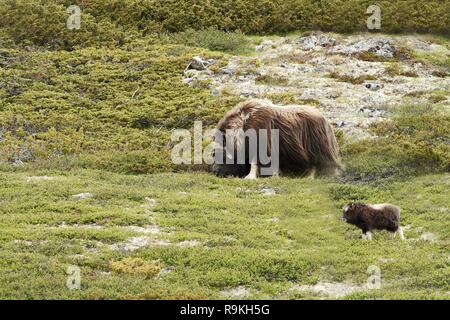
211 129 249 177
342 202 358 222
212 162 249 177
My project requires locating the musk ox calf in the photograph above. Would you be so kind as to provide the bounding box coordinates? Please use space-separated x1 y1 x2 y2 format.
211 99 340 179
342 202 405 240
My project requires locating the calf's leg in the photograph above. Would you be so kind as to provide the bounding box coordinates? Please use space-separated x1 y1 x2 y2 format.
245 163 258 180
363 231 373 240
306 167 316 180
397 227 405 240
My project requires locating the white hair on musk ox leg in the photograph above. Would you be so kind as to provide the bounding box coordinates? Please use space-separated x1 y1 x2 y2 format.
271 168 281 178
306 167 316 180
245 163 258 180
397 227 405 240
390 232 396 240
363 231 373 240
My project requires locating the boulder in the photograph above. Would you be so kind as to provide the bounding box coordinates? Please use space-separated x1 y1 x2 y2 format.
185 56 215 71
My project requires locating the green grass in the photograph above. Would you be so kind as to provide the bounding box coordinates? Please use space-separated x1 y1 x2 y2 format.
0 23 449 299
341 104 450 181
0 170 448 299
0 42 240 174
255 74 290 86
163 28 252 55
1 0 448 50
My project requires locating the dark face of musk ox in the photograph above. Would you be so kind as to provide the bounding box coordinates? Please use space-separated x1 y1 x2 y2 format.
211 162 249 177
342 202 357 223
211 130 249 177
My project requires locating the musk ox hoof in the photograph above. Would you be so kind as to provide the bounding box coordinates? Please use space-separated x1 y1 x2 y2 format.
362 231 373 240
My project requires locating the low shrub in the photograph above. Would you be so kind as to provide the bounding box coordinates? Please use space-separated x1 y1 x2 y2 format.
165 28 251 54
341 104 450 181
1 1 448 49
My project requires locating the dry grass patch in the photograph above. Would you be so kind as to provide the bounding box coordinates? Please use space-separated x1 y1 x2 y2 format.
110 257 162 279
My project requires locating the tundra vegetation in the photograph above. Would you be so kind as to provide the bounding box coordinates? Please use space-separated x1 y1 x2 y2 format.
0 1 449 299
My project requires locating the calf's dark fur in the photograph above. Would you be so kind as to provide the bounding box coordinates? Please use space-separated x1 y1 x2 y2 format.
342 202 405 240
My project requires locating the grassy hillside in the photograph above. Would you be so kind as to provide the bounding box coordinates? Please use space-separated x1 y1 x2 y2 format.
0 171 448 299
0 43 230 173
1 1 449 51
1 35 449 176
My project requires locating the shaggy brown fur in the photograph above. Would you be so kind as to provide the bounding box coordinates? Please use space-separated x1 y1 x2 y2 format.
342 202 405 240
211 99 340 178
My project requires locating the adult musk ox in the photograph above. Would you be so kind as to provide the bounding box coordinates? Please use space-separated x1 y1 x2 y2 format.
211 99 340 179
342 202 405 240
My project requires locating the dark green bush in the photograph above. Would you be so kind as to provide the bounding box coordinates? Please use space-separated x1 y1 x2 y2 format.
0 44 236 173
0 0 130 49
1 0 448 49
165 28 251 54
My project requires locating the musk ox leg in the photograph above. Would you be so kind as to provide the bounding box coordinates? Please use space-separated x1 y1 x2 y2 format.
397 227 405 240
245 163 258 180
363 231 373 240
306 167 316 180
272 167 281 178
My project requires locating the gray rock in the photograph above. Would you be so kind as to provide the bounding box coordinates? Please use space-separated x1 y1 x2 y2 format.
11 159 24 167
72 193 94 200
333 38 396 59
364 83 382 91
7 85 22 97
185 56 215 71
185 33 450 140
336 121 346 128
220 67 235 75
368 109 387 118
220 286 250 299
255 40 274 51
298 32 336 50
260 187 277 196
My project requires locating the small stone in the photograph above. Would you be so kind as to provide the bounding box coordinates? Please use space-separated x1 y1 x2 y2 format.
186 56 215 71
220 286 250 299
220 67 235 75
365 83 382 91
144 197 157 208
336 121 346 128
72 193 93 200
156 267 173 279
26 176 54 182
177 240 200 247
11 160 24 167
255 40 274 51
420 232 437 242
260 187 276 196
298 32 336 50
